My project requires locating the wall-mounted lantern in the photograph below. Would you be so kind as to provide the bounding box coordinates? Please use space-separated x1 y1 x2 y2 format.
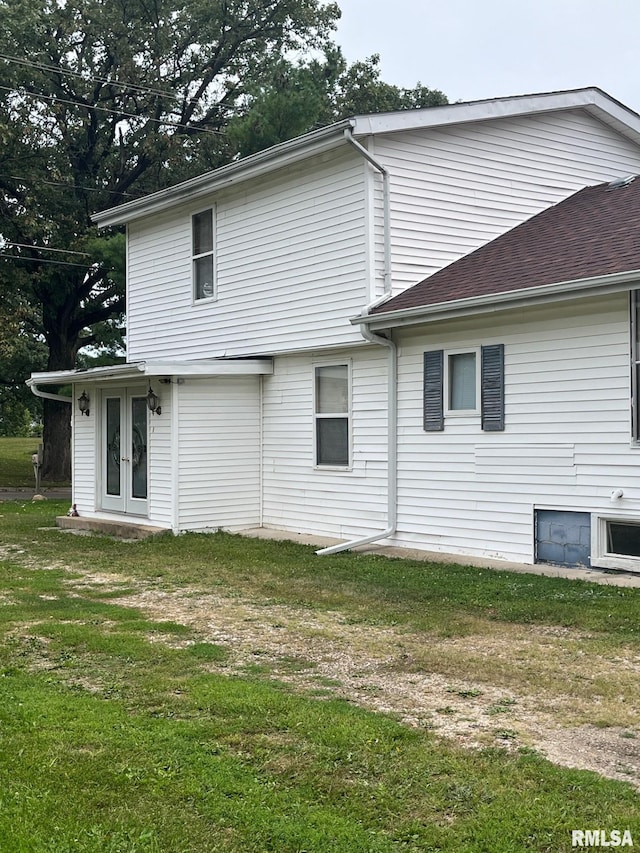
77 390 90 416
146 385 161 415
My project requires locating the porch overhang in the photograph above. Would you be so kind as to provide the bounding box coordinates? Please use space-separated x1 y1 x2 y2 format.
27 358 274 398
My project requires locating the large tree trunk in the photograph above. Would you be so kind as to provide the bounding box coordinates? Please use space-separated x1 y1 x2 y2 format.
40 334 76 483
41 397 72 482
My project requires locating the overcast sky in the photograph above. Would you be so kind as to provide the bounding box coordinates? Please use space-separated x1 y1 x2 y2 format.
334 0 640 114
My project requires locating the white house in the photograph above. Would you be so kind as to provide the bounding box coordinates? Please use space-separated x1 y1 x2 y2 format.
28 87 640 572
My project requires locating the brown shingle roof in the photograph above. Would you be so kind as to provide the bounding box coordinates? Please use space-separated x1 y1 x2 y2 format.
372 177 640 315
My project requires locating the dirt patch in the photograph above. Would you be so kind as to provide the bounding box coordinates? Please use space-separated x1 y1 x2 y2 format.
53 578 634 790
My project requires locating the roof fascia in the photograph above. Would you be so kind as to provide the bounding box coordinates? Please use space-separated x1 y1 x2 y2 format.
352 88 640 145
92 121 353 228
28 358 274 386
355 270 640 331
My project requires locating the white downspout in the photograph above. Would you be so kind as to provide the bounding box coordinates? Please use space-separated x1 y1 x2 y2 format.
316 327 397 555
342 127 392 295
316 131 397 555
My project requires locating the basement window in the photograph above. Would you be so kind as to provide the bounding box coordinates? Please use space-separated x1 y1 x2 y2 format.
592 514 640 572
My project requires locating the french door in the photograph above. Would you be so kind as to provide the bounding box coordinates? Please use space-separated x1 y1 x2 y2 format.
101 388 148 514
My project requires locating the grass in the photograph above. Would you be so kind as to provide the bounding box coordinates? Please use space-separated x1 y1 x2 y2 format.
0 500 640 851
0 437 43 487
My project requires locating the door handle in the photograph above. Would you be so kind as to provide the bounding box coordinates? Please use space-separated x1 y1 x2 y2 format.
121 456 130 462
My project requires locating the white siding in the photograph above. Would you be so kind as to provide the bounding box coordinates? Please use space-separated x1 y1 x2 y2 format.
127 148 369 361
72 392 96 512
147 386 173 527
373 110 640 293
392 291 640 562
177 376 261 531
261 348 389 538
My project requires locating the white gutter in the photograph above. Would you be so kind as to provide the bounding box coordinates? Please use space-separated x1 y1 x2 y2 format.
354 268 640 331
26 382 72 404
342 128 392 295
93 121 354 228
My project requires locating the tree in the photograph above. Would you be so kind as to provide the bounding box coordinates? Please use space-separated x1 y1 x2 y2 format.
0 0 340 479
228 51 448 158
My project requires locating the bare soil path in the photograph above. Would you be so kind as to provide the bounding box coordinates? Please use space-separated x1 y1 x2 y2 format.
66 569 640 791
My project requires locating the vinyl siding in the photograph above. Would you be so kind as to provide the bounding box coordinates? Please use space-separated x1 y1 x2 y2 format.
391 291 640 562
261 348 388 538
72 397 96 512
372 110 640 293
127 147 370 360
177 376 261 531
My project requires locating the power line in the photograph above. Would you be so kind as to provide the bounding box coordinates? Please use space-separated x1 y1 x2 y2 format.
0 84 225 136
0 52 181 102
4 242 90 256
0 253 106 270
0 174 136 197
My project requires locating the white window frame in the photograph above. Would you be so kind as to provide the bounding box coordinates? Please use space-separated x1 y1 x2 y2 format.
444 347 481 417
592 513 640 573
192 206 217 302
313 361 352 470
631 290 640 443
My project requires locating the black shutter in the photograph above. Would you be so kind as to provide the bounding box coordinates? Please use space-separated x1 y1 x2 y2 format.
423 350 444 431
481 344 505 431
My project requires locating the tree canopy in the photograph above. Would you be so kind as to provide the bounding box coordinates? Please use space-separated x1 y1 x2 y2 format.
0 0 446 478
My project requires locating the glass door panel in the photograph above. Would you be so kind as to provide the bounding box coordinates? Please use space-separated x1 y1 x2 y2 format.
100 388 148 515
105 397 121 497
131 397 148 501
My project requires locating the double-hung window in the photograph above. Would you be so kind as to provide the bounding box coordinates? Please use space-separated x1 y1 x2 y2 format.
424 344 505 431
446 349 480 414
192 208 215 301
314 364 350 467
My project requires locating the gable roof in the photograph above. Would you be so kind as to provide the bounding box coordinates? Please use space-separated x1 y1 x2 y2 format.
365 176 640 326
93 87 640 228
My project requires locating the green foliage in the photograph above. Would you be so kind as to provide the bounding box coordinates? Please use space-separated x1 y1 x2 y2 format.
229 51 448 157
0 437 42 485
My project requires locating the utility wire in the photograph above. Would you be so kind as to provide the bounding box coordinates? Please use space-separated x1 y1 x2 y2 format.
4 242 90 256
0 85 224 135
0 52 182 102
0 174 136 197
0 253 108 270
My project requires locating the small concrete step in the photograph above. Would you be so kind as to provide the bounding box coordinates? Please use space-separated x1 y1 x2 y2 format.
56 515 167 540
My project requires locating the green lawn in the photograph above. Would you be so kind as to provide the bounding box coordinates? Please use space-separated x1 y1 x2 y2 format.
0 437 42 487
0 500 639 852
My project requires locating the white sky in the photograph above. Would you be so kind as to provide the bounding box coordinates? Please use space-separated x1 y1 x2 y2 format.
334 0 640 114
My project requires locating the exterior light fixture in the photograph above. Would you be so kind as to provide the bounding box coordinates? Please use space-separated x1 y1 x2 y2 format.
77 390 90 416
146 385 161 415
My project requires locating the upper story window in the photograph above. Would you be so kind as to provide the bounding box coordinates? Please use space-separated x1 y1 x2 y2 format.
314 364 350 467
192 208 215 301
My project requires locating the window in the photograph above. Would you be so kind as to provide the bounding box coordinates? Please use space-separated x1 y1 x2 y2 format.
314 364 350 467
446 350 478 412
592 514 640 572
632 290 640 440
192 208 215 300
423 344 504 432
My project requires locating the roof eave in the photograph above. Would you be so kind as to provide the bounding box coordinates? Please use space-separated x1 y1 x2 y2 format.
352 87 640 144
92 120 354 228
354 269 640 331
28 358 274 387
